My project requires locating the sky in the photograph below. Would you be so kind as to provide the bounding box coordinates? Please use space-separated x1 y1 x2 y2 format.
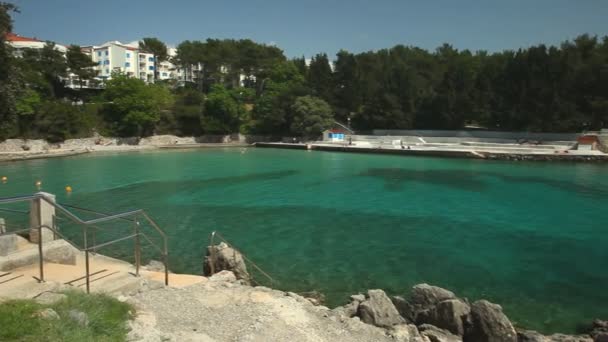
9 0 608 58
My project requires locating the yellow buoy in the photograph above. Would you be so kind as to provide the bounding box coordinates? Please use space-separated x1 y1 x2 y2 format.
35 180 42 188
65 186 73 193
1 176 6 183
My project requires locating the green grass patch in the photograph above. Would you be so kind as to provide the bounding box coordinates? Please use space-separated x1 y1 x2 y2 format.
0 290 134 342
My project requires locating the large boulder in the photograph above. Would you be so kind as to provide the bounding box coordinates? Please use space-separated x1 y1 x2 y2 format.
404 284 457 322
357 289 406 328
590 320 608 342
418 299 471 336
418 324 462 342
465 300 517 342
203 242 250 284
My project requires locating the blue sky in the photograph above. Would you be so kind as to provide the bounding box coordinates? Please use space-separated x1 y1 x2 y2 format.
10 0 608 58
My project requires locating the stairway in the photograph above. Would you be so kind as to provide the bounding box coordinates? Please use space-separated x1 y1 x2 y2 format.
0 236 206 301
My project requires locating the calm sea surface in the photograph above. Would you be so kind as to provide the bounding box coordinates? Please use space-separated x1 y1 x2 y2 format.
1 148 607 333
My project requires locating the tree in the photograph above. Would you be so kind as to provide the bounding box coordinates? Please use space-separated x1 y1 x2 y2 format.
66 45 98 89
103 74 173 136
291 95 334 138
139 38 168 82
307 53 333 103
201 84 244 133
0 2 18 140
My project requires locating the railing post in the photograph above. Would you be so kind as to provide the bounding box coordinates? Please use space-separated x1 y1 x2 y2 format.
85 249 90 293
134 220 140 277
38 225 44 282
29 192 56 244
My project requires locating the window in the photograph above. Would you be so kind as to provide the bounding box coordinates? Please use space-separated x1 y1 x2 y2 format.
328 133 333 139
162 72 167 77
105 50 109 56
148 57 154 62
98 61 102 65
126 53 130 58
104 60 110 65
149 66 154 71
125 62 131 68
105 69 110 74
97 51 101 57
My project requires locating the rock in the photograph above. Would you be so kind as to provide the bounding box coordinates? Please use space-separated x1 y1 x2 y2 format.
590 320 608 342
518 329 548 342
68 309 89 327
143 260 169 273
34 291 67 305
390 324 430 342
0 234 18 256
300 290 326 306
357 289 405 328
36 308 59 320
419 324 462 342
351 294 365 302
203 242 251 284
465 300 517 342
547 334 592 342
404 284 457 322
393 295 410 319
209 270 237 283
418 299 471 336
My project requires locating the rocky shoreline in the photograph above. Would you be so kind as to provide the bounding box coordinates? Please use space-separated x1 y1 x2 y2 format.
203 243 607 342
0 134 257 162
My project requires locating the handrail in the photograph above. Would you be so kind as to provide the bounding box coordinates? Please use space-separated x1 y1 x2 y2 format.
0 193 170 289
208 231 275 286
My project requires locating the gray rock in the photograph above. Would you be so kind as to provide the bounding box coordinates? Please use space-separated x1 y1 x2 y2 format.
36 308 60 320
209 270 237 283
405 284 457 322
593 333 608 342
590 320 608 342
203 242 251 284
465 300 517 342
419 324 462 342
392 295 410 319
547 334 592 342
68 309 89 327
34 291 67 305
419 299 471 336
518 329 548 342
351 294 365 302
357 289 405 328
0 234 18 256
390 324 430 342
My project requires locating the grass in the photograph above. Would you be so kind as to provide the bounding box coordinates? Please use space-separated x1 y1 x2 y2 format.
0 290 134 342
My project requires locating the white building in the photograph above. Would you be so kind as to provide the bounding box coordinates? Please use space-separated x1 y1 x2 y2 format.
82 41 156 83
5 32 67 57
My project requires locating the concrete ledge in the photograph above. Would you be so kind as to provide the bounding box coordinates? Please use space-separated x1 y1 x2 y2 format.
0 239 78 271
255 143 608 163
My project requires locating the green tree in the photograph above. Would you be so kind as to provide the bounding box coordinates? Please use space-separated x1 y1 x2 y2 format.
291 95 334 138
307 53 333 103
139 38 168 82
103 74 173 136
201 84 244 133
66 45 98 89
0 2 18 140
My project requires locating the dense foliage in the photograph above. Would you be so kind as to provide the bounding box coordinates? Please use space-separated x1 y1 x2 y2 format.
1 3 607 142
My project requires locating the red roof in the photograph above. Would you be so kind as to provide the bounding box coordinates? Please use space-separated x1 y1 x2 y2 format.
5 32 42 43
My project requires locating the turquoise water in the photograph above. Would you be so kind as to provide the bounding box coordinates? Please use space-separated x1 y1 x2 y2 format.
1 148 607 333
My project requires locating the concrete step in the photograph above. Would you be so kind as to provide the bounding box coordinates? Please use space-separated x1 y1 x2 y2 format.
0 238 78 271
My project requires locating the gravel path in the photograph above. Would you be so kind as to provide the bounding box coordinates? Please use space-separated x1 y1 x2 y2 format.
127 272 397 342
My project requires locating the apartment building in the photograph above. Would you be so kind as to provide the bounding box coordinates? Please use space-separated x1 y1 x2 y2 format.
82 41 156 83
5 32 67 56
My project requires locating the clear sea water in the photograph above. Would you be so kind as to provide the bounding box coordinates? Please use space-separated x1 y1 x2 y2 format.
1 148 607 333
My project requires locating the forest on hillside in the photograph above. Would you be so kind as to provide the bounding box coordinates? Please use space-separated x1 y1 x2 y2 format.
1 3 607 142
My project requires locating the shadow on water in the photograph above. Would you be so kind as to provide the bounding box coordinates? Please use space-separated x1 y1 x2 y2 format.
83 170 299 198
358 168 487 192
358 168 608 197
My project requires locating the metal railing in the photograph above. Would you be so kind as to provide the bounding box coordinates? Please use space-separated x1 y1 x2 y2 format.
208 231 275 287
0 194 169 292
